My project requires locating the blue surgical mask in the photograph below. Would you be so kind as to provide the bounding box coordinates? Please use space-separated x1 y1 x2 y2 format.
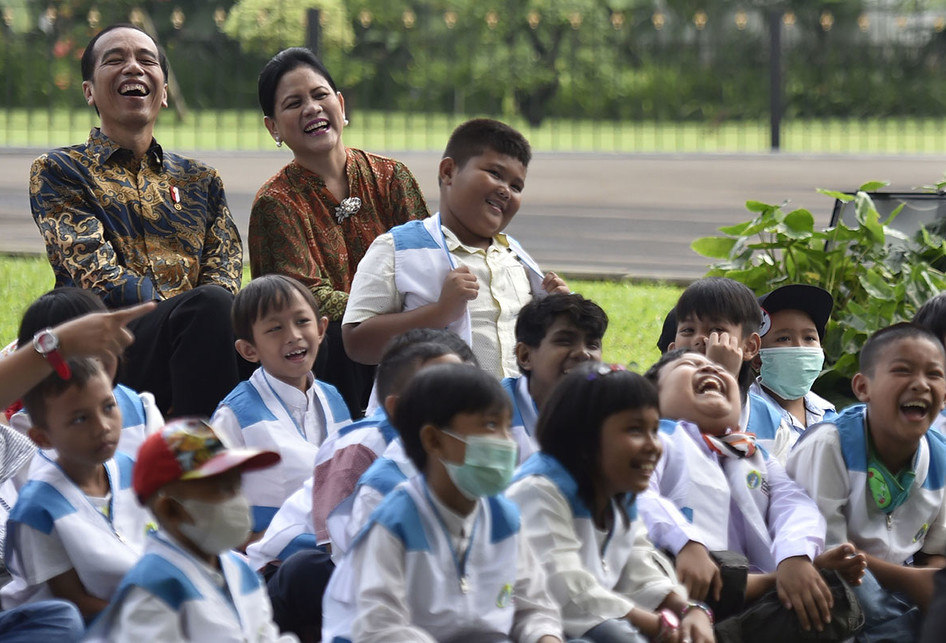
759 346 825 401
440 430 518 500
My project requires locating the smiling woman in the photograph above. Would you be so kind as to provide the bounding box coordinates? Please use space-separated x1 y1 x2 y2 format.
248 48 430 417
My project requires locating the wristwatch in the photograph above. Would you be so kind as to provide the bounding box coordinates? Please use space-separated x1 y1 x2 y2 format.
656 608 680 642
33 328 71 380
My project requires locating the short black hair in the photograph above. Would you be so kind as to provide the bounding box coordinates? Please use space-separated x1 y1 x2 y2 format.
18 288 107 349
515 293 608 348
536 362 659 515
258 47 338 118
22 357 109 430
232 275 321 343
376 341 461 401
377 328 477 368
394 363 510 472
443 118 531 170
81 23 168 82
913 293 946 350
674 277 762 340
643 347 694 386
859 322 946 377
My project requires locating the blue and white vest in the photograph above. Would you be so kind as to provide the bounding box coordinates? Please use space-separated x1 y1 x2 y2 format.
390 213 546 345
86 531 278 641
245 475 318 571
322 475 521 642
502 375 539 463
2 452 151 607
211 367 351 532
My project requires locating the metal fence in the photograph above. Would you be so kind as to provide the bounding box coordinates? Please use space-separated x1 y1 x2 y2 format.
2 3 946 153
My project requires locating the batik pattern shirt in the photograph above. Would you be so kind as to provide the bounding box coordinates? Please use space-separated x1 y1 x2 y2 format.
248 148 429 321
30 128 242 307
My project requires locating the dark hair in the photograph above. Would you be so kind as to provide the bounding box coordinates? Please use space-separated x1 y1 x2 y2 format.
674 277 762 339
18 288 107 349
859 322 946 377
443 118 531 170
394 363 510 471
258 47 338 118
656 309 676 354
81 24 168 82
232 275 321 343
913 293 946 350
643 347 694 386
376 341 461 401
515 293 608 348
378 328 477 368
536 362 659 515
22 357 109 430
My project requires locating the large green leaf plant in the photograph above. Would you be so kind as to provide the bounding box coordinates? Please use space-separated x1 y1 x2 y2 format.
691 181 946 404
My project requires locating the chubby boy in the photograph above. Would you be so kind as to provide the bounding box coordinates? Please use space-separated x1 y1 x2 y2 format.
788 322 946 640
211 275 351 535
342 118 568 379
85 418 296 641
505 293 607 459
2 357 151 619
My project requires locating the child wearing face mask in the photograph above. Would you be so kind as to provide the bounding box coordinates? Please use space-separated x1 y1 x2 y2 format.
85 418 298 642
322 363 565 643
749 284 837 435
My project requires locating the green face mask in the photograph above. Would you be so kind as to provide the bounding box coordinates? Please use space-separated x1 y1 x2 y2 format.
440 430 518 500
758 346 825 401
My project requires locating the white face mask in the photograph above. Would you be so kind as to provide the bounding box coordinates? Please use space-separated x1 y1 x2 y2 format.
175 493 252 555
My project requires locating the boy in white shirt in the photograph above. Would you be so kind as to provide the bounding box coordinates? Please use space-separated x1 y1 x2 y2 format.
3 357 152 620
211 275 351 537
86 418 296 642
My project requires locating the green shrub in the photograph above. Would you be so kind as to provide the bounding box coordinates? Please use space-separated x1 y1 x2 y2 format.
691 181 946 405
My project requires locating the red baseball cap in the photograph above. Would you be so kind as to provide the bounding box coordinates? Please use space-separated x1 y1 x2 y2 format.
134 417 280 503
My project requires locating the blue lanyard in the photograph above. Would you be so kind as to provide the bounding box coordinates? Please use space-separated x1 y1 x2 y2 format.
422 480 481 594
262 370 313 442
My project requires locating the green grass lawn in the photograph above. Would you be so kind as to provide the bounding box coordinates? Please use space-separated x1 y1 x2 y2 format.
0 254 681 370
3 108 946 154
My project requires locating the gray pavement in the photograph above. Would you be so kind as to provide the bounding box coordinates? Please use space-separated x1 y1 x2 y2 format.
3 147 946 281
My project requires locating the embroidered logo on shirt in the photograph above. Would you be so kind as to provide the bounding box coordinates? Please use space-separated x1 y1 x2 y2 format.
496 583 513 608
746 470 770 495
914 523 930 543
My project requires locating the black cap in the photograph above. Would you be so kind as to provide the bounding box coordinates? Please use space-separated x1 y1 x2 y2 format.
758 284 834 340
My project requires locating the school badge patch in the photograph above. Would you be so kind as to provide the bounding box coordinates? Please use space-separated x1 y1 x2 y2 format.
496 583 514 608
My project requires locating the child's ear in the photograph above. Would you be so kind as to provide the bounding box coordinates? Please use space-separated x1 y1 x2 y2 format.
438 157 457 185
851 372 871 403
27 426 53 450
235 339 260 363
742 332 761 361
383 394 399 419
153 494 193 527
514 342 533 373
317 316 329 344
667 341 676 351
419 423 445 459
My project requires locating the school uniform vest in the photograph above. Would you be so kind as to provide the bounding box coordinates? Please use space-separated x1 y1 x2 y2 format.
744 392 793 458
323 475 521 642
502 376 539 463
245 476 317 571
2 452 151 607
817 404 946 564
87 531 275 641
390 213 545 345
513 453 637 591
212 367 351 531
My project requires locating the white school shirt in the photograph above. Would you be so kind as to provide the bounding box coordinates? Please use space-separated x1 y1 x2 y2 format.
245 475 318 572
343 213 544 379
637 419 824 573
502 375 540 463
2 452 151 608
211 367 351 532
85 530 297 642
786 404 946 564
343 439 418 556
10 383 163 458
748 379 838 434
322 475 562 643
507 453 685 638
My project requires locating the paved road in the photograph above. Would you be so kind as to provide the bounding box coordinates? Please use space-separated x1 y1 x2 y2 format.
3 148 945 281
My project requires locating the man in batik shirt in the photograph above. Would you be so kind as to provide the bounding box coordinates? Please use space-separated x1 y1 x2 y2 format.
30 23 247 418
